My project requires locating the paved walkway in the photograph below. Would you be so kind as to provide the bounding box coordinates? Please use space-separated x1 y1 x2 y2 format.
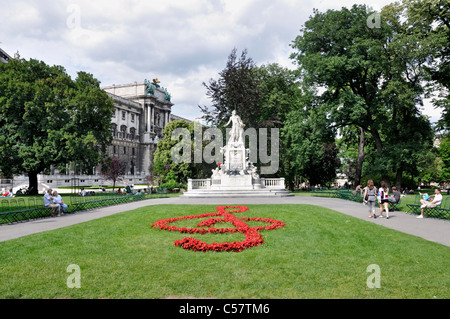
1 196 449 246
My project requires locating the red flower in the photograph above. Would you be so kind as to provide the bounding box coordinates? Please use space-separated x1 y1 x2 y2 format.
152 205 285 252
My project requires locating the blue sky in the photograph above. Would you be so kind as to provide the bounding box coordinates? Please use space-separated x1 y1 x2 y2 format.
0 0 442 123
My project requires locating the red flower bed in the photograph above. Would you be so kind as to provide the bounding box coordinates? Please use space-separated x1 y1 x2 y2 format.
152 205 285 252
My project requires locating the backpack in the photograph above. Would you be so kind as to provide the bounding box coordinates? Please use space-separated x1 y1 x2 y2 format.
366 187 377 201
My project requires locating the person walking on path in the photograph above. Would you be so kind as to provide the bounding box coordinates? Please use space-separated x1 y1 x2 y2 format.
378 181 390 219
363 180 378 218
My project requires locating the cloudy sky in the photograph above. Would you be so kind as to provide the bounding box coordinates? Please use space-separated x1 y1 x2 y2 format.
0 0 441 123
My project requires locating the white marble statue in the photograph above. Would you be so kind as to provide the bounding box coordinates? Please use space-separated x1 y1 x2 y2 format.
225 110 245 146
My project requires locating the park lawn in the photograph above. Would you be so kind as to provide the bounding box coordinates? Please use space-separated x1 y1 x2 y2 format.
0 204 448 299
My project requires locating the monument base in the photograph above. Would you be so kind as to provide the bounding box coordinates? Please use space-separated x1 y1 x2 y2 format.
182 176 293 198
180 188 293 198
181 111 293 198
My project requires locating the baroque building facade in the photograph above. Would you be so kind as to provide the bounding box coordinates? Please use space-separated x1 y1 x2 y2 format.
102 79 181 179
7 77 190 192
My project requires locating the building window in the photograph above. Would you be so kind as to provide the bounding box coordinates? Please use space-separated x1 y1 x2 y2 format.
124 147 127 155
113 145 116 154
122 111 126 120
132 147 135 156
111 124 117 137
120 125 127 138
131 114 135 122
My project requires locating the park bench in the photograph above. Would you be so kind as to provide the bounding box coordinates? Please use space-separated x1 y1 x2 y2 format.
387 197 402 211
407 197 450 219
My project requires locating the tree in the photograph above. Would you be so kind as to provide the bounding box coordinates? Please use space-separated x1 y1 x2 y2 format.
282 106 340 187
153 120 214 183
290 4 434 188
439 136 450 182
199 48 262 128
0 58 114 194
401 0 450 131
199 49 302 179
101 157 125 191
200 48 300 129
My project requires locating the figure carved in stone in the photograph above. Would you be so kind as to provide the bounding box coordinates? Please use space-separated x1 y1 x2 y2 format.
225 110 245 146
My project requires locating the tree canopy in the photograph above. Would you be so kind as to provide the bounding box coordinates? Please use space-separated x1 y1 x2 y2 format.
0 58 114 194
290 3 437 188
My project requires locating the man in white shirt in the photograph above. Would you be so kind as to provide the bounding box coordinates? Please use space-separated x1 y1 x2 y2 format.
417 187 443 218
52 190 68 216
43 189 60 217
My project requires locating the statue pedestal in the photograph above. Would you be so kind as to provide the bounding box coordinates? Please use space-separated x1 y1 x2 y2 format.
181 111 292 198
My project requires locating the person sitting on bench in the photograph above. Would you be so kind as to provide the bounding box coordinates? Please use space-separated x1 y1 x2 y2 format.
52 190 68 216
417 187 443 219
43 189 60 217
388 186 401 204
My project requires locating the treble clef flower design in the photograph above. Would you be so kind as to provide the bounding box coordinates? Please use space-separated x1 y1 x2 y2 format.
152 206 286 252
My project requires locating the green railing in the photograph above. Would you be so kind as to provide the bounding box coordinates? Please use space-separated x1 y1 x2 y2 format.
0 192 169 225
311 191 449 220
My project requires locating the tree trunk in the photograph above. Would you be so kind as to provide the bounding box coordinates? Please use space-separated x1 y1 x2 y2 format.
28 171 39 195
354 126 365 187
395 166 403 189
369 128 391 188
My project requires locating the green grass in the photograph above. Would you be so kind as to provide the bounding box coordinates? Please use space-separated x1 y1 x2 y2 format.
0 204 449 299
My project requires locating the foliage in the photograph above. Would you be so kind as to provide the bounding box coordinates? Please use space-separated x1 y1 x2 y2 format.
282 106 340 186
0 58 114 194
160 179 187 191
153 120 192 183
200 48 300 129
153 120 215 183
290 4 435 188
100 157 125 191
199 48 302 180
401 0 450 131
439 136 450 181
199 48 262 128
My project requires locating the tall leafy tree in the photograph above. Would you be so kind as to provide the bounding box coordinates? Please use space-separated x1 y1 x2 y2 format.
153 120 215 183
438 136 450 182
199 48 261 128
153 120 193 183
0 58 114 194
401 0 450 131
290 4 434 188
282 105 340 187
199 48 301 179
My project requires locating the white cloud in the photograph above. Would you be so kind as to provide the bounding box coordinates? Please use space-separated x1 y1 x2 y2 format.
0 0 441 122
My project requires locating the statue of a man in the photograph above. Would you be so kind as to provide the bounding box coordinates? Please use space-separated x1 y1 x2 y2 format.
225 110 245 145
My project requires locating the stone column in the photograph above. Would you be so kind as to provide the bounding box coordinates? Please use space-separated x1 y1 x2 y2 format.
147 105 151 132
151 106 154 132
165 110 170 126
